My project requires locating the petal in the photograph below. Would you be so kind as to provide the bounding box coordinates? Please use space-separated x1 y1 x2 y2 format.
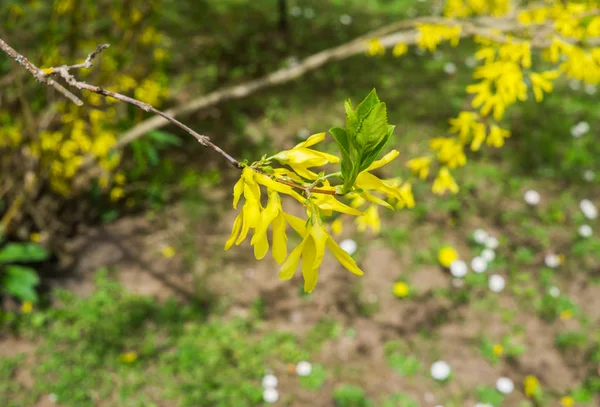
250 194 280 246
365 150 399 171
253 233 269 260
295 132 325 148
232 178 244 209
254 173 305 203
289 164 320 180
361 191 394 210
224 213 242 250
271 214 288 264
301 236 318 293
315 195 363 216
279 241 305 280
326 238 364 276
283 213 308 236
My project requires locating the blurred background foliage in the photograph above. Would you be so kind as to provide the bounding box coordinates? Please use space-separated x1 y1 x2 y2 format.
0 0 599 406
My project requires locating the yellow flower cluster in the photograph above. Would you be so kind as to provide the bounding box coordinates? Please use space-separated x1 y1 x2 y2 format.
390 2 600 196
444 0 511 17
0 1 171 200
225 133 414 292
416 24 462 52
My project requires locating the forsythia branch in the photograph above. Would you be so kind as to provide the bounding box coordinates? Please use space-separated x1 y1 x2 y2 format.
0 36 337 196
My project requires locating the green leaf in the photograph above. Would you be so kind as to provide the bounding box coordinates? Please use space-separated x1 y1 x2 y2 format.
358 125 394 173
2 265 40 302
355 102 388 150
344 100 359 137
146 144 160 166
356 89 381 122
0 243 48 263
329 127 353 180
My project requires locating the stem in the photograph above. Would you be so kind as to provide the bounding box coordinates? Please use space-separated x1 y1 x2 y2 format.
0 37 342 196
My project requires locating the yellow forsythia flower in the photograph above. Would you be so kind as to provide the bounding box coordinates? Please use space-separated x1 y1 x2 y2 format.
487 125 511 148
406 156 431 180
530 70 559 102
356 205 381 234
21 301 33 313
110 187 124 202
272 133 340 180
119 351 138 363
366 39 385 56
524 375 540 398
280 209 364 293
392 43 408 57
438 246 458 268
392 281 410 298
250 190 288 264
432 167 459 195
331 218 343 236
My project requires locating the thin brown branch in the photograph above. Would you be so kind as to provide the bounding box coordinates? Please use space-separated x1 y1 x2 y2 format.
0 36 338 197
0 38 84 105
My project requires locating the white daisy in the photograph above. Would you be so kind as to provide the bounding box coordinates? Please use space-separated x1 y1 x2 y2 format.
296 361 312 376
430 360 451 381
481 248 495 262
569 80 581 91
450 259 468 278
473 228 488 245
297 128 311 139
488 274 505 293
471 256 488 273
485 236 499 249
443 62 457 74
585 84 597 95
571 121 590 138
290 6 302 16
262 374 278 389
263 388 279 403
496 377 514 394
303 8 315 19
549 286 560 297
583 170 595 182
578 224 593 238
339 14 352 25
339 239 357 255
580 199 598 220
524 190 541 206
465 56 477 68
544 253 560 268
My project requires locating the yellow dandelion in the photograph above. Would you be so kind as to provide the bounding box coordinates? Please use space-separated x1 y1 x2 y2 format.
30 233 41 243
393 281 410 298
161 246 176 259
560 396 574 407
559 309 573 320
438 246 459 268
524 375 540 398
492 343 504 356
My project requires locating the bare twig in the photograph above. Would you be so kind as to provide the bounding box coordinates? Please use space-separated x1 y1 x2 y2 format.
0 38 84 105
0 37 337 196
